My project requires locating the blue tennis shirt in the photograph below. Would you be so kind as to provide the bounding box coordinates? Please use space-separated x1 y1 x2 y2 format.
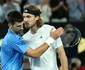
1 29 29 70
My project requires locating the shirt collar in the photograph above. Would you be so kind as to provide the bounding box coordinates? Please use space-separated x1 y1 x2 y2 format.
8 28 22 39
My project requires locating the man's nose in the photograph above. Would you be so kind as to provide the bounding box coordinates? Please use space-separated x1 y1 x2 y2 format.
24 18 28 22
21 25 24 30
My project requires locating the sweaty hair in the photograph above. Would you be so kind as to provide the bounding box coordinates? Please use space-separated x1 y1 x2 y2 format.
7 11 23 25
24 4 44 28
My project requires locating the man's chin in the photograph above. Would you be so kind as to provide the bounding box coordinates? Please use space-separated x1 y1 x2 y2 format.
17 31 24 36
24 24 29 28
25 26 29 28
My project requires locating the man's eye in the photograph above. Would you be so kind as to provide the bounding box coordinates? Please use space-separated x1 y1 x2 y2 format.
17 26 21 27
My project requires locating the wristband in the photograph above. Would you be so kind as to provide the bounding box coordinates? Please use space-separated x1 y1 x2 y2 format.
45 37 55 46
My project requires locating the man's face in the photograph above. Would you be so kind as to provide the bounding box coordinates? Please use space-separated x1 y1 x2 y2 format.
23 13 38 28
10 22 24 35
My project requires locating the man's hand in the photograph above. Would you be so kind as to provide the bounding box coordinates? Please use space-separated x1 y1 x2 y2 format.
50 27 64 40
59 1 64 7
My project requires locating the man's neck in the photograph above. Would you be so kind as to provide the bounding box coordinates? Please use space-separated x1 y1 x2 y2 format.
30 25 39 34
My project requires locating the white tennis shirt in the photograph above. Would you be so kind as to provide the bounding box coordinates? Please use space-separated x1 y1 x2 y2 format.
23 24 63 70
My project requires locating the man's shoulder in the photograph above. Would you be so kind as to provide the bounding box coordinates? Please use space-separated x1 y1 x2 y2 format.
39 24 53 34
42 24 53 29
4 31 19 43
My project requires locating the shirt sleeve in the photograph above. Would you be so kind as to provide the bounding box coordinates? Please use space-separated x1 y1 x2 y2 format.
52 37 63 49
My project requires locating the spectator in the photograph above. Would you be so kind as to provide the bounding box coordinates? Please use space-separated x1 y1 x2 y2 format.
69 58 85 70
25 0 40 5
83 0 85 9
14 0 22 5
18 0 27 13
0 0 5 23
50 0 69 22
70 63 77 70
68 0 84 22
37 0 52 23
0 5 4 23
2 0 21 20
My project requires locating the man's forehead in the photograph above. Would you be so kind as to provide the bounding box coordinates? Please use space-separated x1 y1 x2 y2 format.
23 13 34 16
15 21 24 25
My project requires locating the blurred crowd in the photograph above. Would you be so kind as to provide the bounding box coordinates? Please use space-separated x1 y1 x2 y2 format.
69 58 85 70
59 57 85 70
0 0 85 70
0 0 85 23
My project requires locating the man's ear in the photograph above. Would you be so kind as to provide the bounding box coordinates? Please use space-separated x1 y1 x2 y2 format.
8 23 12 28
36 16 39 21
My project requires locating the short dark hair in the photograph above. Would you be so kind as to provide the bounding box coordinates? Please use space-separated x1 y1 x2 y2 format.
7 11 23 25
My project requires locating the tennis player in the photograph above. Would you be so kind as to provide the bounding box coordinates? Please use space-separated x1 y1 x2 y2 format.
23 4 68 70
1 10 64 70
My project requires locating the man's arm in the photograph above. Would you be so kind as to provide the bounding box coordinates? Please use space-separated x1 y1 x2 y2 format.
25 27 64 58
57 46 68 70
51 1 63 12
25 42 49 58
